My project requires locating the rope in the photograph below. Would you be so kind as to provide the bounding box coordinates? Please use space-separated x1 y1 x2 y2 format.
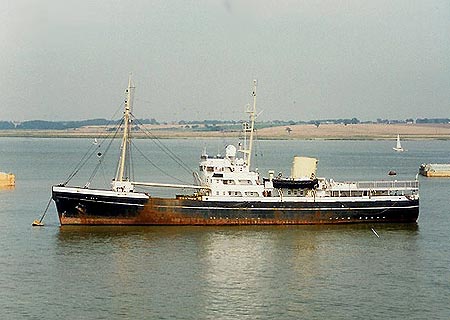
59 106 195 189
131 115 193 175
62 104 124 185
32 196 53 226
86 119 123 186
130 140 190 184
63 143 97 185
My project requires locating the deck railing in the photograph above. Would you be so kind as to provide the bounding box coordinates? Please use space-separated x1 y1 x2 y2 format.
331 180 419 190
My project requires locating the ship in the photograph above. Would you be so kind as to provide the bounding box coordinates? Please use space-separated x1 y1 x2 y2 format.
52 77 420 225
419 163 450 177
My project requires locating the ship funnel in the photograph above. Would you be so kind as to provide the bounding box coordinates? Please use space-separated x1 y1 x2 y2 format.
291 156 318 179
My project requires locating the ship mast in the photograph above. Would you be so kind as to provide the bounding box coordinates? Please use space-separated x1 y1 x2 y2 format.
115 75 135 182
241 80 257 167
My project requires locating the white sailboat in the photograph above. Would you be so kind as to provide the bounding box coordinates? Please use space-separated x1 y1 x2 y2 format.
393 134 405 152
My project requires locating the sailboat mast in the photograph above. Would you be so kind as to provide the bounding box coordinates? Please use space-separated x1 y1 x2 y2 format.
115 75 134 182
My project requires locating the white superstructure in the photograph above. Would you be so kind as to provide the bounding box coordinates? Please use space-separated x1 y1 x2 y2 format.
194 81 418 203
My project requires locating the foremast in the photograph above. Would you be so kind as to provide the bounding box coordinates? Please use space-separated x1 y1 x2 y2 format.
113 75 135 192
240 79 258 168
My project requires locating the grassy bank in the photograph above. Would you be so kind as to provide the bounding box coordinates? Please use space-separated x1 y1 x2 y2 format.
1 123 450 140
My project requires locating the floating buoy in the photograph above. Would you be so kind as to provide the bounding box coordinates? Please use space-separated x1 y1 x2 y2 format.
32 220 44 226
388 170 397 176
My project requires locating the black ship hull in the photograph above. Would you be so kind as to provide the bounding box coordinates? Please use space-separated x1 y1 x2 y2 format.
53 187 419 225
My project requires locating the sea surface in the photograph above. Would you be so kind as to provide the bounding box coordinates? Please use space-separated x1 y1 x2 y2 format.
0 137 449 319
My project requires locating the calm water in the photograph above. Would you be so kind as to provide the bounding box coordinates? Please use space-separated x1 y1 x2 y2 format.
1 137 449 319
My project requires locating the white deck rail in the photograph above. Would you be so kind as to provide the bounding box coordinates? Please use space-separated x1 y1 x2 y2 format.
331 180 419 191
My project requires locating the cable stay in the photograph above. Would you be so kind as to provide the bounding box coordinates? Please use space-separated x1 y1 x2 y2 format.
62 103 125 185
130 114 193 176
58 113 195 191
130 140 191 185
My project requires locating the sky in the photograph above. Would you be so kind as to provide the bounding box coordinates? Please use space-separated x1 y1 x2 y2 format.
1 0 449 122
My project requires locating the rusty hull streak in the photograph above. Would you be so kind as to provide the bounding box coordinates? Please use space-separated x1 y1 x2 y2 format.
59 196 418 226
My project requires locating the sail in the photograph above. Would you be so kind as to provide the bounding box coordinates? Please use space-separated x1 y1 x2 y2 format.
396 134 402 149
393 134 404 152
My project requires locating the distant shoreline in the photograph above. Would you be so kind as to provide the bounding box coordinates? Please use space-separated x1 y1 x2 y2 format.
1 123 450 140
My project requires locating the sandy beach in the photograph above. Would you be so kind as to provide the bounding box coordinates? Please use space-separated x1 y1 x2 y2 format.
1 123 450 140
257 123 450 140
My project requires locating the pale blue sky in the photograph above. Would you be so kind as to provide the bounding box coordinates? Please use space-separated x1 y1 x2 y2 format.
1 0 449 121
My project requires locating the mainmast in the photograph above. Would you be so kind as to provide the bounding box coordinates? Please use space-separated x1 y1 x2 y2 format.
240 80 257 167
115 75 135 182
